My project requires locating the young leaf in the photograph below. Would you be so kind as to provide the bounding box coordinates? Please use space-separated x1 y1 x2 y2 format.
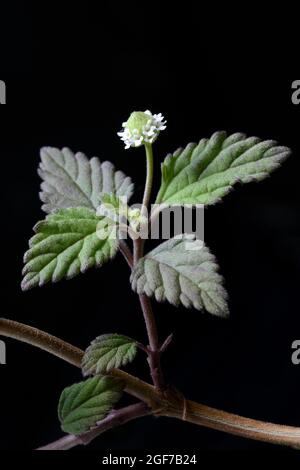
21 207 118 291
82 334 137 376
39 147 134 213
130 235 228 317
155 131 291 206
97 193 128 223
58 376 124 435
97 194 146 232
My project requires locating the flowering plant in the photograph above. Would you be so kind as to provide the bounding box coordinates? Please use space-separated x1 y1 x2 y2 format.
1 111 298 450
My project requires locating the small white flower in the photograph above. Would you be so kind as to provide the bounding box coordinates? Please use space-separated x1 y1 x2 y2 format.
118 110 167 149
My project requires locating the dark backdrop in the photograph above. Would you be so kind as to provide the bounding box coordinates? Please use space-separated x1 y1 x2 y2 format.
1 2 300 452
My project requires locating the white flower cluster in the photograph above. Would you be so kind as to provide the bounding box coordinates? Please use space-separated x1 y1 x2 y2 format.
118 110 167 149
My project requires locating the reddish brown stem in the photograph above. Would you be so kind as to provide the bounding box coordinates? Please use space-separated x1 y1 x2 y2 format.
138 292 165 391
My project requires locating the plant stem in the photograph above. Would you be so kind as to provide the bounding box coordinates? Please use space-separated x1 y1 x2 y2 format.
132 143 165 391
0 318 82 367
133 237 143 266
142 143 154 217
3 318 300 449
37 403 150 450
138 291 165 391
133 143 154 265
0 318 155 405
162 399 300 448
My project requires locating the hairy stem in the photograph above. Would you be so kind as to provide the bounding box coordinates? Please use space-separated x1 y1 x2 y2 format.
162 399 300 448
3 319 300 449
0 318 155 405
0 318 82 367
131 144 165 391
37 403 150 450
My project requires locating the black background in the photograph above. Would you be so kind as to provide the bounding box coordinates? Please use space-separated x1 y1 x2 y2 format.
1 2 300 453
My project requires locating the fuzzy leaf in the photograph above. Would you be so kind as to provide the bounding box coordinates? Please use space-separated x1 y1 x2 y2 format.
156 131 291 205
58 376 124 435
130 235 228 317
82 334 137 376
39 147 134 213
22 207 118 291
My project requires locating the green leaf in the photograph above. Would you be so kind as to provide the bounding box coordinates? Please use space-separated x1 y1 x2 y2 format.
97 193 128 223
97 194 146 232
156 131 291 205
21 207 118 291
39 147 134 213
58 376 124 435
82 334 137 376
100 193 123 208
130 235 228 317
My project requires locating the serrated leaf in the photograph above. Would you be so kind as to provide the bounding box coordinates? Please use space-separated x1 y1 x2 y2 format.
39 147 134 213
58 376 124 435
130 235 228 317
22 207 118 291
156 131 291 205
82 334 137 376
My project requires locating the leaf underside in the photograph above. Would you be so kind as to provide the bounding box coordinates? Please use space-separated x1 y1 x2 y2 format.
21 207 118 291
82 334 137 376
58 376 124 435
156 131 291 205
39 147 134 213
131 235 229 317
